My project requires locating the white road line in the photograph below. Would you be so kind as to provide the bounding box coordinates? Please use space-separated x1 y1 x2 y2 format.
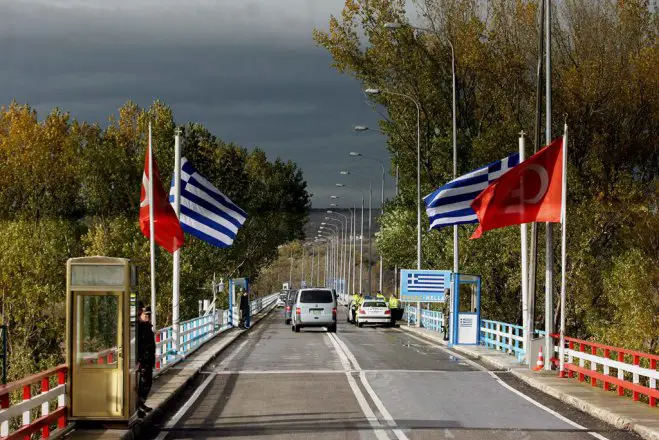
153 373 215 440
155 337 253 440
326 333 390 440
401 331 610 440
493 378 610 440
330 333 410 440
200 369 345 375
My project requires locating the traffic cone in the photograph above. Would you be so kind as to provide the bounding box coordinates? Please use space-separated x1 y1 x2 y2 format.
533 347 545 371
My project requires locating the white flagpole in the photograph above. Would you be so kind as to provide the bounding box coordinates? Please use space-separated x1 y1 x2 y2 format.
544 0 554 370
519 132 530 367
172 127 182 355
559 124 568 377
149 122 157 330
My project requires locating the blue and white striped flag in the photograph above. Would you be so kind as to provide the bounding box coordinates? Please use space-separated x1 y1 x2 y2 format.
169 158 247 248
424 153 519 230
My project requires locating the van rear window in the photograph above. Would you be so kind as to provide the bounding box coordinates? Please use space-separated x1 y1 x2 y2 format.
299 290 333 303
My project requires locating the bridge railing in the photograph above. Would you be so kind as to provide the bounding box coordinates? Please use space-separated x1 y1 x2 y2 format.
0 365 67 440
156 292 278 374
402 306 443 332
551 334 658 407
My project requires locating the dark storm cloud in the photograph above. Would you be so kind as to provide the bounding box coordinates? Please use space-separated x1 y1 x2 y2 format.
0 0 396 209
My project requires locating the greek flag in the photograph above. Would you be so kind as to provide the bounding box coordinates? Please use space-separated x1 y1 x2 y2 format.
407 272 447 292
169 158 247 248
424 153 519 230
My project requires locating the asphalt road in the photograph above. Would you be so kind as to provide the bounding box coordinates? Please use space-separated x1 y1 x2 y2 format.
148 307 641 440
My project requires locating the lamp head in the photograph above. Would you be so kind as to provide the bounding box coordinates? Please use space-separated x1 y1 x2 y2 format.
326 210 333 214
336 183 345 187
349 152 362 157
354 125 369 132
384 22 403 29
365 88 381 95
340 171 350 175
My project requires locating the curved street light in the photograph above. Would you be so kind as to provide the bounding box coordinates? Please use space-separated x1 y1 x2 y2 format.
334 183 366 294
365 87 421 272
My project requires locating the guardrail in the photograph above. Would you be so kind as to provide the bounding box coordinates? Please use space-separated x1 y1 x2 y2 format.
0 292 279 440
551 334 658 407
480 320 546 363
0 365 67 440
155 293 278 373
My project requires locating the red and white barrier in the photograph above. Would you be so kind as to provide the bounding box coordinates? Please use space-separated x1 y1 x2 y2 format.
551 334 658 407
0 365 67 440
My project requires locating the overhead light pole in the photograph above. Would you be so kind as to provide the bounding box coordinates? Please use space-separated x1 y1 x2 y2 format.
335 183 365 294
338 175 372 294
383 22 458 274
350 152 386 293
365 88 421 272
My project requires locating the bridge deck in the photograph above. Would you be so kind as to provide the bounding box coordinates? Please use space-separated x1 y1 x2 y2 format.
146 308 642 440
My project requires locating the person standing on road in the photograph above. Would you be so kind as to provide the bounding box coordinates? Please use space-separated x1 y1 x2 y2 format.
136 304 155 418
441 290 451 341
239 289 251 329
388 294 400 327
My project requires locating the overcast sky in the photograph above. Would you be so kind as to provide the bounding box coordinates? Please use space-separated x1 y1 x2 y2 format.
0 0 396 208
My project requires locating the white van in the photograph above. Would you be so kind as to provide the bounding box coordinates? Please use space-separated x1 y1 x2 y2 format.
291 288 337 333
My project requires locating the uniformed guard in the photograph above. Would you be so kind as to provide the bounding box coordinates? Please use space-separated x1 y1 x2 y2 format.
136 303 155 418
388 294 400 327
441 289 451 341
376 290 385 300
351 292 360 322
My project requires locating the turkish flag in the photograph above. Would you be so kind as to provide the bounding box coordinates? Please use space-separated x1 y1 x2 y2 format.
139 145 184 253
470 137 563 239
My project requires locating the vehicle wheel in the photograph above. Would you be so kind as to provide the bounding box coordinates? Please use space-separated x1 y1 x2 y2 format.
294 325 301 333
358 322 364 328
328 325 337 333
285 319 290 325
291 324 296 332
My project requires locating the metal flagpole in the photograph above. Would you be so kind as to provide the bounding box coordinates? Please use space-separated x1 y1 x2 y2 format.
148 122 157 330
172 127 182 354
379 165 384 293
519 132 530 367
311 246 315 287
559 124 568 377
302 245 306 287
544 0 554 367
531 0 545 369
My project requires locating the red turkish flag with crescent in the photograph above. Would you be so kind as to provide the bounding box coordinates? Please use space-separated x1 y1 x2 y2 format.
139 146 184 253
470 137 563 239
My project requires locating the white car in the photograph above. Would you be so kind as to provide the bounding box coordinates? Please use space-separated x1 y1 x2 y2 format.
356 300 391 328
276 291 289 308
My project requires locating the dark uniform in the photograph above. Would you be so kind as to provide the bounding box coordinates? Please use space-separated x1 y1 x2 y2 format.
136 306 156 416
239 290 250 329
441 293 451 341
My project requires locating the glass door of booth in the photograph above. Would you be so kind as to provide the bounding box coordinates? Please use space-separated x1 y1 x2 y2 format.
71 291 124 418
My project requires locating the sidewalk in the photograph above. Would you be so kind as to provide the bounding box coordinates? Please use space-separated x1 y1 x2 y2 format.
65 305 277 440
398 324 659 440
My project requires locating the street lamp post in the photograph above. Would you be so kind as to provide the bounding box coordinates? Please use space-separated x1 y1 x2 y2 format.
350 152 386 293
336 183 365 294
383 22 458 274
338 176 372 294
328 210 350 300
365 88 421 272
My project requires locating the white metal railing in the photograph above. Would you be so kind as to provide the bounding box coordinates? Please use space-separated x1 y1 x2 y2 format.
403 306 443 332
155 293 278 373
0 366 67 440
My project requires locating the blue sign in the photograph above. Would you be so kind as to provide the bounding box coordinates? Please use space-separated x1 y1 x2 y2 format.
399 269 451 303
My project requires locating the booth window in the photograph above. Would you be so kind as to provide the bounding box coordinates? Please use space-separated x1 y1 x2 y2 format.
76 294 120 367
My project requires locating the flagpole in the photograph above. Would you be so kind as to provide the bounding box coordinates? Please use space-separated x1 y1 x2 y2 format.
519 132 530 367
559 124 568 377
544 0 554 368
149 122 157 330
172 127 182 356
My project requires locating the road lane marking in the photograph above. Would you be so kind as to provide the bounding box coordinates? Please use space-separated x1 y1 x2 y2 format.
154 373 215 440
155 337 253 440
493 378 610 440
399 331 610 440
325 333 390 440
329 333 410 440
